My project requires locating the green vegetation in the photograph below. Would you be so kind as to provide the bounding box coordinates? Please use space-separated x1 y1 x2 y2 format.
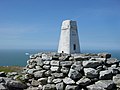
0 66 23 73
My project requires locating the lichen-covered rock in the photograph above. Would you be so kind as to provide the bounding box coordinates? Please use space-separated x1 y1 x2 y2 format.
61 67 69 74
50 60 60 66
71 61 83 72
99 70 112 79
38 78 47 85
106 58 119 65
56 82 65 90
87 84 105 90
52 78 62 84
51 73 64 78
98 53 111 59
65 85 79 90
84 68 98 78
60 61 73 67
83 61 101 68
76 77 91 86
34 70 46 78
113 74 120 88
50 66 60 72
63 77 75 84
95 80 115 90
43 84 56 90
68 69 82 80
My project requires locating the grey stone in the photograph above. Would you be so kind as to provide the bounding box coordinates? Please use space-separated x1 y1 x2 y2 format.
51 73 64 78
84 68 98 78
44 70 51 77
0 72 6 77
34 70 46 78
38 78 47 85
63 77 75 84
26 87 41 90
106 58 119 65
50 60 60 66
99 70 112 79
31 79 40 86
53 78 62 84
0 83 7 90
50 66 60 72
43 84 56 90
98 53 111 58
61 67 69 74
71 62 83 72
68 69 82 80
42 53 51 60
56 82 65 90
60 61 73 67
76 77 91 86
36 58 44 66
83 61 101 68
87 84 105 90
65 85 78 90
6 80 27 89
43 65 50 70
95 80 115 90
43 61 50 65
35 65 42 70
47 76 54 84
113 74 120 88
27 69 37 74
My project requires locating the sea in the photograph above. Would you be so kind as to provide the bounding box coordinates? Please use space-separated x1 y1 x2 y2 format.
0 49 120 66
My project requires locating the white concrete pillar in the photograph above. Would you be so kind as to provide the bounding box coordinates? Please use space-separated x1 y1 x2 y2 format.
58 20 80 54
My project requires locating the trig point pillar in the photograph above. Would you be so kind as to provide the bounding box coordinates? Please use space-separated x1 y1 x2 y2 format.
58 20 80 54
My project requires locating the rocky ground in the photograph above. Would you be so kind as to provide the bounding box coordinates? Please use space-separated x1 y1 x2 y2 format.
0 52 120 90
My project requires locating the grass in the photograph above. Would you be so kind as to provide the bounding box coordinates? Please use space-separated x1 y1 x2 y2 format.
0 66 23 73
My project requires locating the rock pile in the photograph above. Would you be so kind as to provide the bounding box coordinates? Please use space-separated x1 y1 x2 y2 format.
22 52 120 90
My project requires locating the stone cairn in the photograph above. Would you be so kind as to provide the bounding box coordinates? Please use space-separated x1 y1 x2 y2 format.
23 52 120 90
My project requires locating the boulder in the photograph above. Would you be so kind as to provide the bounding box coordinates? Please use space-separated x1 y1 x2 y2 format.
84 68 98 78
31 79 40 86
98 53 111 59
71 62 83 72
51 73 64 78
50 60 60 66
36 58 44 66
56 82 65 90
87 84 105 90
47 76 54 84
43 84 56 90
68 69 82 80
34 70 46 78
27 69 37 74
113 74 120 88
0 72 6 77
44 70 51 77
52 78 62 84
65 85 78 90
43 65 50 70
60 61 73 67
6 80 27 89
63 77 75 84
0 83 8 90
95 80 115 90
76 77 91 86
61 67 69 74
99 70 112 79
106 58 119 65
83 61 101 68
43 61 50 65
38 78 47 85
50 66 60 72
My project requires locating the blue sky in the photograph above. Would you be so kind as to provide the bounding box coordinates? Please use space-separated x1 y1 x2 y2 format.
0 0 120 50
